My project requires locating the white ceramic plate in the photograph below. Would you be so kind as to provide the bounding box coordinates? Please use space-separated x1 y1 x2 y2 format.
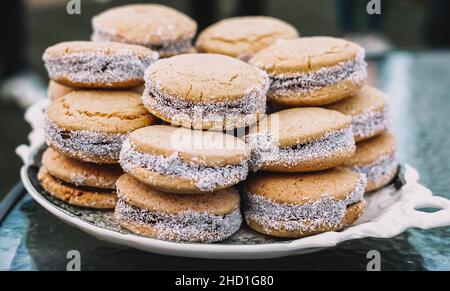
16 100 450 259
20 145 450 259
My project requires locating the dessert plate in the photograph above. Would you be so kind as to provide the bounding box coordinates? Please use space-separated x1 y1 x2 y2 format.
16 100 450 259
20 145 450 259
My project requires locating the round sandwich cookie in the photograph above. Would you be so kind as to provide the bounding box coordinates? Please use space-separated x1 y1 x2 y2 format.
119 125 250 193
44 90 156 164
245 107 355 172
344 132 398 192
326 85 390 141
38 148 123 209
196 16 299 61
43 41 158 88
249 37 367 107
244 168 367 238
142 53 269 130
115 174 242 242
91 4 197 58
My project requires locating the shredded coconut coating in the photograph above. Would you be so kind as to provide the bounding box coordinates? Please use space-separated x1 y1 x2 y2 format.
115 199 242 242
119 139 249 191
269 52 367 95
245 128 355 172
142 74 269 130
352 108 390 140
69 173 87 186
92 30 193 56
352 155 398 186
43 118 126 162
244 173 367 233
43 51 158 86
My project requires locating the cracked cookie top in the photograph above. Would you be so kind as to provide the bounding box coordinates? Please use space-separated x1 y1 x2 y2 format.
246 168 363 204
326 85 388 115
196 16 298 59
92 4 197 45
247 107 352 147
144 53 269 102
43 41 157 59
42 147 123 189
47 90 157 133
116 174 240 215
249 37 364 76
127 125 250 166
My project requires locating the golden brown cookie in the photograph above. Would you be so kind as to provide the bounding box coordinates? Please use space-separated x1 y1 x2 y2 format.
249 37 367 107
196 16 298 61
47 80 145 100
43 41 158 88
244 168 367 238
42 148 123 189
48 81 75 100
326 85 389 141
91 4 197 57
245 107 355 172
44 90 157 164
142 53 269 130
344 132 398 192
119 125 250 193
38 167 117 209
115 174 241 242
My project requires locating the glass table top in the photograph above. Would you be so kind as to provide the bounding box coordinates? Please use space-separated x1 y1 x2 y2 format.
1 51 449 271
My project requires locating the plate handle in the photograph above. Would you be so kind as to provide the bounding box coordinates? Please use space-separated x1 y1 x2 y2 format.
403 195 450 229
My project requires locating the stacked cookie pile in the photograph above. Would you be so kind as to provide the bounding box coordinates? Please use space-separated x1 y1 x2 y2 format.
39 40 159 209
245 37 397 237
37 3 397 242
39 4 197 210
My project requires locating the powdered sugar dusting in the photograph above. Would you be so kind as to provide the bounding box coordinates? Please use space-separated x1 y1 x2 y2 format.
244 173 367 233
43 118 126 163
115 199 241 242
245 127 355 171
44 51 158 86
119 139 249 191
268 52 367 96
352 155 398 186
352 109 390 140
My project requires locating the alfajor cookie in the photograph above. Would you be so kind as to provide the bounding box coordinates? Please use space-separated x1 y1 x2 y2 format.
244 168 367 238
142 53 269 130
119 125 250 193
326 85 390 141
43 41 158 88
91 4 197 57
44 90 156 164
245 107 355 172
249 37 367 107
38 148 122 209
115 174 242 242
196 16 298 61
344 132 398 192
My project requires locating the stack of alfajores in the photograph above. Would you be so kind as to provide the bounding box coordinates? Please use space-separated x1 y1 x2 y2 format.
37 3 397 242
